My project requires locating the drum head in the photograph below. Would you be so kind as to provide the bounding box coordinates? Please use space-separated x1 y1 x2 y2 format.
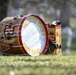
19 15 48 56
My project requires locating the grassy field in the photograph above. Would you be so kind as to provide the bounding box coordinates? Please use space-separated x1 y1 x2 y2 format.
0 55 76 75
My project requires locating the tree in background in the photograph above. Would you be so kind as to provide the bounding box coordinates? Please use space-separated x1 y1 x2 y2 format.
0 0 9 21
58 0 73 55
7 0 24 16
59 0 71 28
0 0 74 28
48 0 71 28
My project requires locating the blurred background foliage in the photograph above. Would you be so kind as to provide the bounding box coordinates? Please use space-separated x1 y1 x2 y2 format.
0 0 76 55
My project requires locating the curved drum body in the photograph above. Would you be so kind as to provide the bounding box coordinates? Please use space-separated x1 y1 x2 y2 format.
0 15 48 56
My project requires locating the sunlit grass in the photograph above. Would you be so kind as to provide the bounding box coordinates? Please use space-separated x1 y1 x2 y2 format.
0 55 76 75
70 18 76 29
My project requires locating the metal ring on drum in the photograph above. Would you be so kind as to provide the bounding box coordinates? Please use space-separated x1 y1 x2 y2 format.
19 15 48 56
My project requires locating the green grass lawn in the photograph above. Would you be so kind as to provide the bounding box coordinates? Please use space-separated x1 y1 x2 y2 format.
0 55 76 75
62 50 76 55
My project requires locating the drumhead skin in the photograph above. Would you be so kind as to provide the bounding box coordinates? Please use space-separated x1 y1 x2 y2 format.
19 15 48 56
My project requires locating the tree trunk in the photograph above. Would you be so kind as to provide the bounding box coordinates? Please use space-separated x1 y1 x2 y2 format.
60 0 71 28
0 0 9 21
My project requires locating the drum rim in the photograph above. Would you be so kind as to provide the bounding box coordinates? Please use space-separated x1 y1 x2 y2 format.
18 14 48 56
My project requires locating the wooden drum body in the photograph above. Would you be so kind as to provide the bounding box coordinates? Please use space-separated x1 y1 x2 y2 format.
0 15 48 56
